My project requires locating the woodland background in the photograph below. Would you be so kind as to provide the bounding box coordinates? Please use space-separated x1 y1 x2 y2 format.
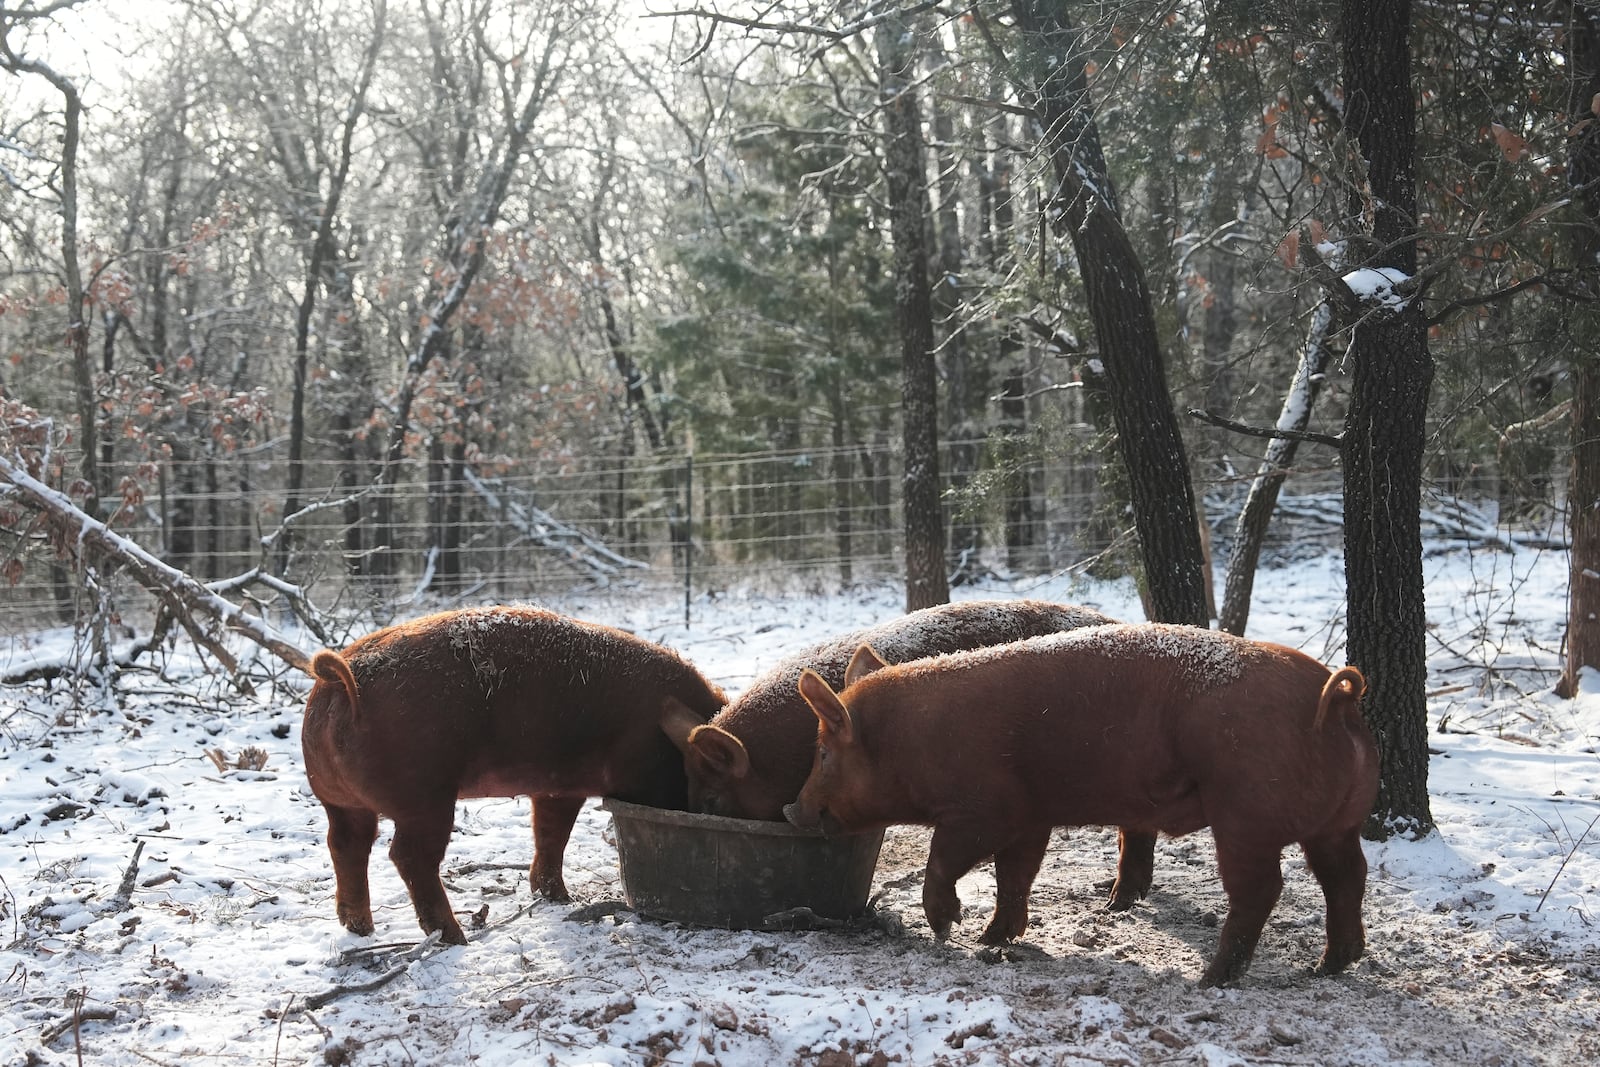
1 1 1593 837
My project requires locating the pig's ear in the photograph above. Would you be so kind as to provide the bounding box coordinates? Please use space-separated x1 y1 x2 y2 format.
686 725 750 780
660 696 709 755
843 644 890 688
798 669 853 743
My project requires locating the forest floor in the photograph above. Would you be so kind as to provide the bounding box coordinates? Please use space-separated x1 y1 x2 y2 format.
1 540 1597 1066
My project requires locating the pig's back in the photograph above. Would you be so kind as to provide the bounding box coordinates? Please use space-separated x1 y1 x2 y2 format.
715 600 1115 772
874 624 1362 839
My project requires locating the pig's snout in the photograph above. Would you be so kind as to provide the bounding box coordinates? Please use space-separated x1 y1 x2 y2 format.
782 801 813 829
785 800 846 836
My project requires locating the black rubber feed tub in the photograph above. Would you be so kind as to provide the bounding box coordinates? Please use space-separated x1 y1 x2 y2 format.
602 798 885 930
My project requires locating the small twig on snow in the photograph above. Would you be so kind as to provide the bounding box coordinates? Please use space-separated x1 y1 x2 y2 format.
298 931 446 1010
1537 811 1600 912
108 839 145 914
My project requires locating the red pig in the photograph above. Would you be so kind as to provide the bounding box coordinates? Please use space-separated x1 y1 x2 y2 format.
784 623 1377 988
663 600 1159 911
302 606 725 945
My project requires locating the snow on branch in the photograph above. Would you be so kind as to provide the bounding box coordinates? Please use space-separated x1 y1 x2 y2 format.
0 451 312 681
461 467 647 583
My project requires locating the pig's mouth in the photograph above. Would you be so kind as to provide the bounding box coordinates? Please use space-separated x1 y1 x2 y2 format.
783 801 845 836
784 806 857 838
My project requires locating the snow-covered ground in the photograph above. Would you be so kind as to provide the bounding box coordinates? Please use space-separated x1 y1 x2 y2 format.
1 541 1597 1066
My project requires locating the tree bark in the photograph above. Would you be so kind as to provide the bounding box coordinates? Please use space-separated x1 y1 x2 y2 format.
1557 3 1600 699
877 13 949 612
1008 1 1208 627
1339 0 1435 837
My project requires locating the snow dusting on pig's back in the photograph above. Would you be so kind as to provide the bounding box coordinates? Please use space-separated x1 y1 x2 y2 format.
886 621 1293 698
341 605 722 706
729 599 1117 713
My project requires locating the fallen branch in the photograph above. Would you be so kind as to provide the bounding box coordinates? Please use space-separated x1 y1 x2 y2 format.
40 998 115 1045
0 452 311 680
462 467 648 582
298 932 446 1011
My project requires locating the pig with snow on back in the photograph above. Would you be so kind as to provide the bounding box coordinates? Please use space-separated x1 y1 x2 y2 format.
662 599 1160 911
783 623 1378 987
302 606 725 945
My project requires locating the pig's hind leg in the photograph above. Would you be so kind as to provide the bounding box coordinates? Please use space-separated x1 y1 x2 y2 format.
981 827 1052 944
1107 829 1156 910
324 803 379 936
389 804 467 945
1201 837 1284 987
1301 826 1368 975
530 794 586 902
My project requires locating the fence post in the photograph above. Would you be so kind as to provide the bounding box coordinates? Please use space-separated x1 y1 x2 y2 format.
684 452 693 629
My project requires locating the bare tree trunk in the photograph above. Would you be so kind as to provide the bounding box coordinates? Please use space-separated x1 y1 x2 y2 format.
877 13 949 612
1340 0 1435 838
1219 302 1336 635
374 5 571 575
1558 3 1600 700
1009 1 1208 627
0 36 98 509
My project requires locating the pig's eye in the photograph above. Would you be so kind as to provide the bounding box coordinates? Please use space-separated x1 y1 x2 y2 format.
819 747 830 764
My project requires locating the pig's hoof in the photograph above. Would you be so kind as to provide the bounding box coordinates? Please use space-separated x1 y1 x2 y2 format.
1314 940 1365 976
429 923 468 946
1105 879 1150 912
338 910 375 937
532 873 572 904
978 907 1026 944
1198 958 1248 989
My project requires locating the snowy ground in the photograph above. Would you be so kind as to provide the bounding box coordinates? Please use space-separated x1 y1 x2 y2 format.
2 541 1598 1066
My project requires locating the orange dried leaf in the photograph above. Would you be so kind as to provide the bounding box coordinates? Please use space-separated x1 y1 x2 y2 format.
1277 230 1301 269
1490 122 1528 163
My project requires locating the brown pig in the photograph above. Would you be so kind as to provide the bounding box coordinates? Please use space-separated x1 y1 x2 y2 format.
663 599 1159 912
302 605 725 945
784 623 1378 987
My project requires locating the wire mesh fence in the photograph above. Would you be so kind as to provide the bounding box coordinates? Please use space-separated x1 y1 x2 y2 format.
0 429 1561 641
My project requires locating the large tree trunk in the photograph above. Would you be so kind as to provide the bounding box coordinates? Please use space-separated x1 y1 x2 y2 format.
1558 4 1600 700
877 14 949 612
1340 0 1435 838
1009 1 1208 627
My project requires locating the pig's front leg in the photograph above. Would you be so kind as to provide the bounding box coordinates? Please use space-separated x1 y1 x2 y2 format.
530 795 586 902
981 827 1051 944
921 824 1000 940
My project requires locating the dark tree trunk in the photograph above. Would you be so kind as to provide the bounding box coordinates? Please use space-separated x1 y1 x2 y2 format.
1009 1 1208 627
1558 4 1600 700
877 14 949 612
928 48 982 583
1339 0 1435 838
